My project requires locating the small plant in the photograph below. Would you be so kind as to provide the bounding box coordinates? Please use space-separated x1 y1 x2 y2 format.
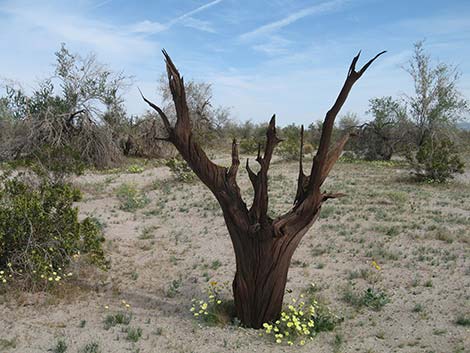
115 183 150 212
455 314 470 327
127 165 145 174
104 312 132 330
126 327 143 342
50 339 67 353
190 281 233 326
166 277 182 298
342 285 390 311
0 338 17 350
342 261 389 311
79 342 101 353
362 287 390 310
165 158 195 183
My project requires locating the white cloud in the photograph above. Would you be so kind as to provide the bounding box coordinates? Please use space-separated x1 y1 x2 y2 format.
182 17 216 33
0 1 158 60
129 20 167 34
252 36 292 55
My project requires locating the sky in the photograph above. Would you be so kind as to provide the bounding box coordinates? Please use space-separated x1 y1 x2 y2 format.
0 0 469 126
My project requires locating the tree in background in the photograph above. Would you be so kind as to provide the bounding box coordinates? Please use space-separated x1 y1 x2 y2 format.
354 96 408 160
0 44 128 168
158 75 232 145
405 41 468 147
404 41 468 181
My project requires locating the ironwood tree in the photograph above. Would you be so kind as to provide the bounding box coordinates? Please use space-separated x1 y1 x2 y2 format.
141 49 385 328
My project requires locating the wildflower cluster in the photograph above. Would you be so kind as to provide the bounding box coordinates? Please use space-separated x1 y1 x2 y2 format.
190 281 230 326
262 295 316 346
0 263 12 284
262 286 341 346
127 165 145 174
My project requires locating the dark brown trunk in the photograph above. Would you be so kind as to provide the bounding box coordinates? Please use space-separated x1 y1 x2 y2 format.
231 236 292 328
141 49 385 329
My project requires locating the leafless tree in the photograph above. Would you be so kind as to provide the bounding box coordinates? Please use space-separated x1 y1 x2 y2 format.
141 49 385 328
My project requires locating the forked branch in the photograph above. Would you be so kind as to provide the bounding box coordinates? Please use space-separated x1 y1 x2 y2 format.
142 49 384 242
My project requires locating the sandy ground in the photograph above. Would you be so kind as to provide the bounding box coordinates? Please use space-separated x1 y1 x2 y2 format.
1 156 469 353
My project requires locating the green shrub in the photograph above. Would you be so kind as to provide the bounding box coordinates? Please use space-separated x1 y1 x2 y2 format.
455 314 470 327
406 136 464 183
115 183 150 212
50 339 68 353
104 311 132 330
165 158 195 183
126 327 143 342
0 172 107 290
342 285 390 311
277 138 299 161
239 138 261 154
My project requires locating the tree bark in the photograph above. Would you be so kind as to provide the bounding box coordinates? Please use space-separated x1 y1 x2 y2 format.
141 49 385 328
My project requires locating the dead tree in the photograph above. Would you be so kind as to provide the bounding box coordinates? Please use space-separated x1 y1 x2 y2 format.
141 49 385 328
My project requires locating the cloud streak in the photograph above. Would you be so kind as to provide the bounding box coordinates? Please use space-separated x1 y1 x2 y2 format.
169 0 223 24
240 0 347 41
130 0 223 35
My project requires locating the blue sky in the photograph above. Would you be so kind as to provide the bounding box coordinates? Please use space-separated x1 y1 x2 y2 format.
0 0 469 126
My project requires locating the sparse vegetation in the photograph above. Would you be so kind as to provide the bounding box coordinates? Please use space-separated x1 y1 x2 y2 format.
0 36 468 353
115 183 150 212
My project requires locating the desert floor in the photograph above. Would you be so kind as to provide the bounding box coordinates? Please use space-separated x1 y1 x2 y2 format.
1 156 469 353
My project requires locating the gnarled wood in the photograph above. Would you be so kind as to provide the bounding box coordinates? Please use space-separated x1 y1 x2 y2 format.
142 49 385 328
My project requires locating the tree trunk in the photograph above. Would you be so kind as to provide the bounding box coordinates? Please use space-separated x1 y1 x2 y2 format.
231 237 292 328
141 49 385 328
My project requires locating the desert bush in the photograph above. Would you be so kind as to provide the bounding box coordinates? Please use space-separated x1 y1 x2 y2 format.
342 285 390 311
165 158 196 183
406 135 464 183
0 170 107 290
239 137 260 154
120 112 177 159
115 183 150 211
277 138 299 160
277 124 302 161
303 143 314 155
0 44 127 169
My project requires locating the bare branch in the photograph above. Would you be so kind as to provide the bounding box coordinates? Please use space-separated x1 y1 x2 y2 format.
322 192 347 201
320 132 352 185
138 87 172 132
248 115 282 225
309 51 386 193
294 125 308 205
227 138 240 182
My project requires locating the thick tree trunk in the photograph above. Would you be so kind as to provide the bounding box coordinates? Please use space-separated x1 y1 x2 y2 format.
233 258 289 328
231 237 292 328
225 212 318 328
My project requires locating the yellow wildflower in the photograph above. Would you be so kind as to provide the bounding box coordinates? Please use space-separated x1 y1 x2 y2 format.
372 260 381 271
